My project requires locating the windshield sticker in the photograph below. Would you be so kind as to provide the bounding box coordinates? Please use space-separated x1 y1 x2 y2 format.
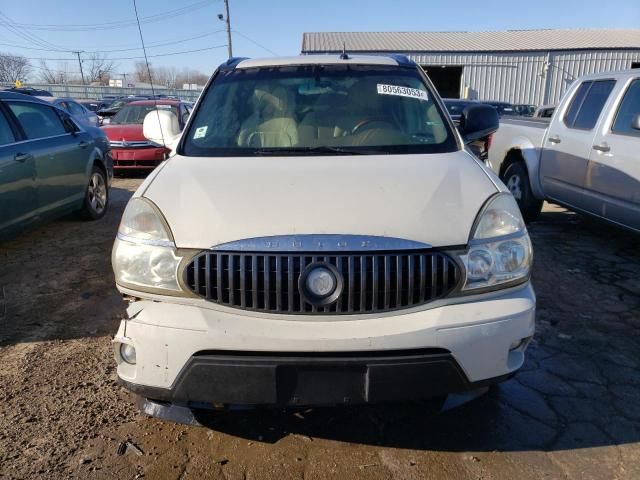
377 84 428 101
193 126 208 139
157 105 172 109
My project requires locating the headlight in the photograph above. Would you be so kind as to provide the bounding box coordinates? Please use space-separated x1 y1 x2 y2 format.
112 197 185 294
460 193 532 291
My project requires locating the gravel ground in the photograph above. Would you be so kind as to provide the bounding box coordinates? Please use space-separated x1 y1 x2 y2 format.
0 178 638 479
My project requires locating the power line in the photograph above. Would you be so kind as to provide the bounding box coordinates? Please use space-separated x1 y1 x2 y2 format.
7 0 215 32
233 30 279 56
0 29 226 54
0 12 65 51
20 45 228 62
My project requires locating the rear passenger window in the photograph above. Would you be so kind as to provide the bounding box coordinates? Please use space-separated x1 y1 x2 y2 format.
564 80 615 130
67 101 85 116
612 79 640 136
564 82 590 127
0 110 16 146
7 102 67 139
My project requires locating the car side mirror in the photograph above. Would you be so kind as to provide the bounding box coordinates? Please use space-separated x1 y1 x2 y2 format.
143 110 181 146
631 113 640 130
101 117 110 125
458 105 499 143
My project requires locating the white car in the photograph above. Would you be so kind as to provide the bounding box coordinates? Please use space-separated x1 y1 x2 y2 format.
111 55 535 420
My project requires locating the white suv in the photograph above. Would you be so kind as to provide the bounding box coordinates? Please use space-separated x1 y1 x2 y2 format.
112 55 535 420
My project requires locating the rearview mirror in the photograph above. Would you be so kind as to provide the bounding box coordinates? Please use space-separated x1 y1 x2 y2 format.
143 110 181 147
458 105 499 143
632 114 640 131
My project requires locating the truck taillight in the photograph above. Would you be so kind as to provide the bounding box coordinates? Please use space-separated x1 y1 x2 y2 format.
486 133 494 151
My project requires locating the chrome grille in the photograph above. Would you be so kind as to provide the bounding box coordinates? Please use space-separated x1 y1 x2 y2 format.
184 251 461 315
109 140 155 148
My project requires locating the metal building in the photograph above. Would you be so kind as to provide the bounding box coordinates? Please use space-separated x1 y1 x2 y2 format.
301 29 640 106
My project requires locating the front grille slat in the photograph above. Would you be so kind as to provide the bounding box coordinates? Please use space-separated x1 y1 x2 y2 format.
216 254 223 301
204 254 211 299
186 250 460 315
288 255 294 313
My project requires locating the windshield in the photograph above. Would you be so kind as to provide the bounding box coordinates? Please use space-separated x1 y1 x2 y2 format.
182 65 457 156
111 104 178 125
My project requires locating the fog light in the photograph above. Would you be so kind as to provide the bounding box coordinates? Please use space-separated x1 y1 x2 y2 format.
120 343 137 364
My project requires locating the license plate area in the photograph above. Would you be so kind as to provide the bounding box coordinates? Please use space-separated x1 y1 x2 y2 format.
276 365 367 405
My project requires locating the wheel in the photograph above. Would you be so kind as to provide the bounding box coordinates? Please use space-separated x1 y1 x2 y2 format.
80 166 109 220
502 161 542 223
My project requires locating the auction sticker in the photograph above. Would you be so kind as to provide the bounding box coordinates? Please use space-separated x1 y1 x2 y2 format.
377 84 428 101
193 126 208 139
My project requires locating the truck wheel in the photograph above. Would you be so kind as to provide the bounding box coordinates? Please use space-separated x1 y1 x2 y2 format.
502 162 542 223
80 166 109 220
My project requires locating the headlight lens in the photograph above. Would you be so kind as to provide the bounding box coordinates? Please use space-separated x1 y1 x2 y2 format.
461 193 532 291
112 198 184 294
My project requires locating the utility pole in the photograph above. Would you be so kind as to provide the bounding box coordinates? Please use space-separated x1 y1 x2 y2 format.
224 0 232 58
72 51 86 85
121 72 128 87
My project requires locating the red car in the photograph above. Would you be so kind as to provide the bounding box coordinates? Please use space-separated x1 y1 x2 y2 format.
102 100 192 171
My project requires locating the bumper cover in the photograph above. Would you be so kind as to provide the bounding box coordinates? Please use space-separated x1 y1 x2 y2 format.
119 349 511 407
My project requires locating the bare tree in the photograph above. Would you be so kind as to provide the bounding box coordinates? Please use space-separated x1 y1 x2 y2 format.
176 67 208 88
154 66 179 88
134 61 152 83
0 53 31 83
85 53 116 84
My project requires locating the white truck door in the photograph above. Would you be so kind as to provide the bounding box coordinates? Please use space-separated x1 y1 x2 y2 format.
584 77 640 231
539 79 616 212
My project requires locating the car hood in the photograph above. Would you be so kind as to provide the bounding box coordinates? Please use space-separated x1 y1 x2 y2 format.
142 152 498 249
102 124 144 141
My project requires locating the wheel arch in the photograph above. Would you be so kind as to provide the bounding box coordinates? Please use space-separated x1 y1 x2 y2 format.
498 141 544 199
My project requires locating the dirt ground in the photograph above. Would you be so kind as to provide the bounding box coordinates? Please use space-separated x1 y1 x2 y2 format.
1 178 639 480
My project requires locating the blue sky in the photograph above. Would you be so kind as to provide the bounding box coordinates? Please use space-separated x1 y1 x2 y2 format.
1 0 638 79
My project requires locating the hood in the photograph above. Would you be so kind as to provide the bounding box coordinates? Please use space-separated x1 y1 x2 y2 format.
102 124 144 141
142 153 498 249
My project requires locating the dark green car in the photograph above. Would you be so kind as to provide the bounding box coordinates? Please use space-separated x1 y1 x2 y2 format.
0 92 113 241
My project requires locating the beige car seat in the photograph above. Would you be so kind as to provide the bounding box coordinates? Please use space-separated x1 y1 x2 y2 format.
237 86 298 148
298 94 347 144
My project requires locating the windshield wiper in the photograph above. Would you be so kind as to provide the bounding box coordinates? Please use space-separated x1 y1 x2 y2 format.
251 146 388 156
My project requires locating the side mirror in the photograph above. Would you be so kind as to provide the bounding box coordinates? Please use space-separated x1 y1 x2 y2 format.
458 105 499 143
632 114 640 131
143 110 181 147
101 117 110 125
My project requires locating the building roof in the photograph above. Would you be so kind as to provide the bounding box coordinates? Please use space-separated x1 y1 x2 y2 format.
301 29 640 53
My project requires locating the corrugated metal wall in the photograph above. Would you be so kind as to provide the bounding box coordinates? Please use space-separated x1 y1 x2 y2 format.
406 49 640 105
545 50 640 104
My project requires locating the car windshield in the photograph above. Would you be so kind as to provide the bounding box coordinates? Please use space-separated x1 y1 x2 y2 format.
111 104 178 125
182 64 457 156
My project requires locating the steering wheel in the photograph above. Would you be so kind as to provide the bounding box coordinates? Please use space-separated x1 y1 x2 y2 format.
351 118 395 135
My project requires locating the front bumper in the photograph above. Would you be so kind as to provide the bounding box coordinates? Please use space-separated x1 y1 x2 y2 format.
111 147 166 169
114 283 535 406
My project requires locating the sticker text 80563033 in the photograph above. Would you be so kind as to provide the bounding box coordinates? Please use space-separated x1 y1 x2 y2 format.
377 84 428 101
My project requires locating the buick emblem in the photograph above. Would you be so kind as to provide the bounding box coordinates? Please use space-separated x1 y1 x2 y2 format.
305 267 336 298
299 263 344 307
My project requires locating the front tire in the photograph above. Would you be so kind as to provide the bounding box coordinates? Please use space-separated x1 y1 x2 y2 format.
502 162 542 223
80 166 109 220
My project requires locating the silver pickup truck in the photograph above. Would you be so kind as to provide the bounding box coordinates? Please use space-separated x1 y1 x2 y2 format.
488 69 639 232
